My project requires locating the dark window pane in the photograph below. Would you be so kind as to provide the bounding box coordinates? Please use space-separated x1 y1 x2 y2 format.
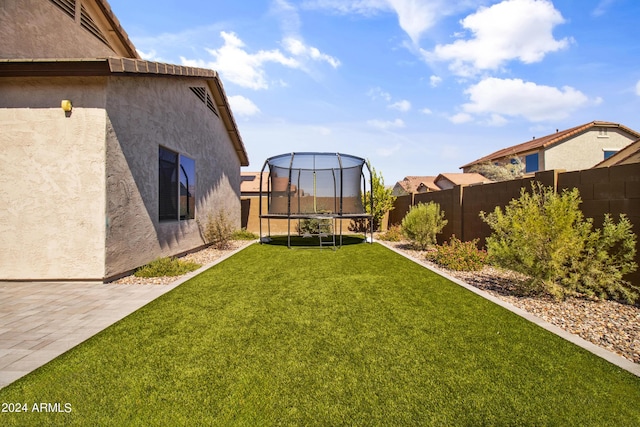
159 147 178 221
179 155 195 220
525 153 539 173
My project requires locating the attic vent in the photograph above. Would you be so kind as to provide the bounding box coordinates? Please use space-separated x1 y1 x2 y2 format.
80 4 110 47
50 0 75 19
190 87 219 117
189 87 207 104
206 93 219 117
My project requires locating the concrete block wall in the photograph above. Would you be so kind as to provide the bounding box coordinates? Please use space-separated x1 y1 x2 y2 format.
388 163 640 285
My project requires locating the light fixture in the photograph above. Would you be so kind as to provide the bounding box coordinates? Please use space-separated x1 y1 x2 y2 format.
61 100 72 112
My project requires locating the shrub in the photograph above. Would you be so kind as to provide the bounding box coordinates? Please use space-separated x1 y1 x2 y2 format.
426 236 487 271
378 225 403 242
232 228 258 240
296 215 332 235
198 210 234 249
134 257 201 277
401 202 448 250
480 183 638 302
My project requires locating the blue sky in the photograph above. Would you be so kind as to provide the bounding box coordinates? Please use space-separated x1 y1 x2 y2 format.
108 0 640 184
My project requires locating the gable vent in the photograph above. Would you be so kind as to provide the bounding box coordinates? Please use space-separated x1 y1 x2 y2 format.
80 4 110 47
50 0 75 20
206 94 219 117
189 86 207 104
190 87 219 118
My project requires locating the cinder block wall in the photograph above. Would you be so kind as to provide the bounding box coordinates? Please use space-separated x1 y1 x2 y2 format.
388 163 640 285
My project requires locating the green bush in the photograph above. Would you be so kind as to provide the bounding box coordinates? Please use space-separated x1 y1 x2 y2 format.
378 225 403 242
426 236 487 271
480 183 638 302
134 257 201 277
401 202 448 250
296 215 332 235
198 210 234 249
232 228 258 240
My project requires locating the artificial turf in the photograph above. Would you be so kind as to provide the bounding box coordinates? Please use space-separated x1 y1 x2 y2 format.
1 242 639 426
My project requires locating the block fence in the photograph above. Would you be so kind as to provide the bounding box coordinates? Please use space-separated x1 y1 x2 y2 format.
388 163 640 285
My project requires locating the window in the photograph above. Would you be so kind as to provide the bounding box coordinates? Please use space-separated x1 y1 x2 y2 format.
159 147 195 221
604 150 618 160
525 152 539 173
598 127 609 138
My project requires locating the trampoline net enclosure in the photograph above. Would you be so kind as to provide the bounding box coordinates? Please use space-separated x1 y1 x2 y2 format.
259 152 373 246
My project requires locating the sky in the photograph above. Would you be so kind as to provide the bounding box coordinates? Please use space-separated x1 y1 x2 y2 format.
107 0 640 185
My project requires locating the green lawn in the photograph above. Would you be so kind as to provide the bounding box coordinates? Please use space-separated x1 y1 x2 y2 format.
2 243 639 426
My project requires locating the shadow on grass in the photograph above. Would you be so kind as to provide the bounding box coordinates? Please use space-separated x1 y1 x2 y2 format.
262 234 367 248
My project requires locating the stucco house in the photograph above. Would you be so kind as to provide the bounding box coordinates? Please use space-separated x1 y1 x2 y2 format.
594 139 640 168
0 0 249 281
461 121 640 174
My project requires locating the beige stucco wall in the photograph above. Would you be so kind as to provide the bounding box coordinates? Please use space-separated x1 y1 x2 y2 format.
104 76 242 278
0 77 108 280
544 128 636 171
0 0 117 59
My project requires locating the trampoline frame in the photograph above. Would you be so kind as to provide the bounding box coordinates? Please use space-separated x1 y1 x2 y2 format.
258 152 374 248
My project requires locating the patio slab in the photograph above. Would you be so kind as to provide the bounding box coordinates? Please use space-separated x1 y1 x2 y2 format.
0 244 249 389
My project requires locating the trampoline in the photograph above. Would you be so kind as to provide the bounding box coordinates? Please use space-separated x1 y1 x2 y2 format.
259 152 373 248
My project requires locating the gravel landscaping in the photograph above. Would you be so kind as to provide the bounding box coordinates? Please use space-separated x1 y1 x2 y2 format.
112 238 639 365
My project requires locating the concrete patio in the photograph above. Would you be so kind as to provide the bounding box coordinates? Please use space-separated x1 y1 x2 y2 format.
0 245 248 389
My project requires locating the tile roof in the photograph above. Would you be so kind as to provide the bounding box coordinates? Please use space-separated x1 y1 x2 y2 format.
241 172 269 193
435 173 492 187
93 0 139 59
460 121 640 169
396 176 439 193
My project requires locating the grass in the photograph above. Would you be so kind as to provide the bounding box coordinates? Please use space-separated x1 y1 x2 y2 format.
133 257 201 277
1 243 639 426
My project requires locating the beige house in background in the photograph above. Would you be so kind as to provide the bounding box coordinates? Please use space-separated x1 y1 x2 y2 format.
594 139 640 167
0 0 249 281
461 121 640 174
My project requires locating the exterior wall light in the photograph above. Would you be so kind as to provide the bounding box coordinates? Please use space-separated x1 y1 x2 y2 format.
61 100 73 112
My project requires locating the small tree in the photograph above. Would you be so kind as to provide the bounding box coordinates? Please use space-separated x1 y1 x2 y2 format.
468 157 524 182
401 202 448 250
351 161 396 232
481 183 638 302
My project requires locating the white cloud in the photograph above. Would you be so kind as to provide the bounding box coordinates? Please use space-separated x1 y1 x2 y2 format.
182 31 338 90
420 108 433 115
461 77 593 122
367 87 392 102
376 142 402 157
228 95 261 117
181 31 300 90
388 100 411 112
429 75 442 87
427 0 570 76
448 113 473 124
302 0 480 44
592 0 616 17
636 80 640 96
367 118 406 129
282 37 341 68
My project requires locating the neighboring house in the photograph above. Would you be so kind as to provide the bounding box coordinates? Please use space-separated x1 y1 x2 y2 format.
460 121 640 174
241 172 269 197
594 139 640 167
0 0 249 281
392 176 439 197
433 173 492 191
